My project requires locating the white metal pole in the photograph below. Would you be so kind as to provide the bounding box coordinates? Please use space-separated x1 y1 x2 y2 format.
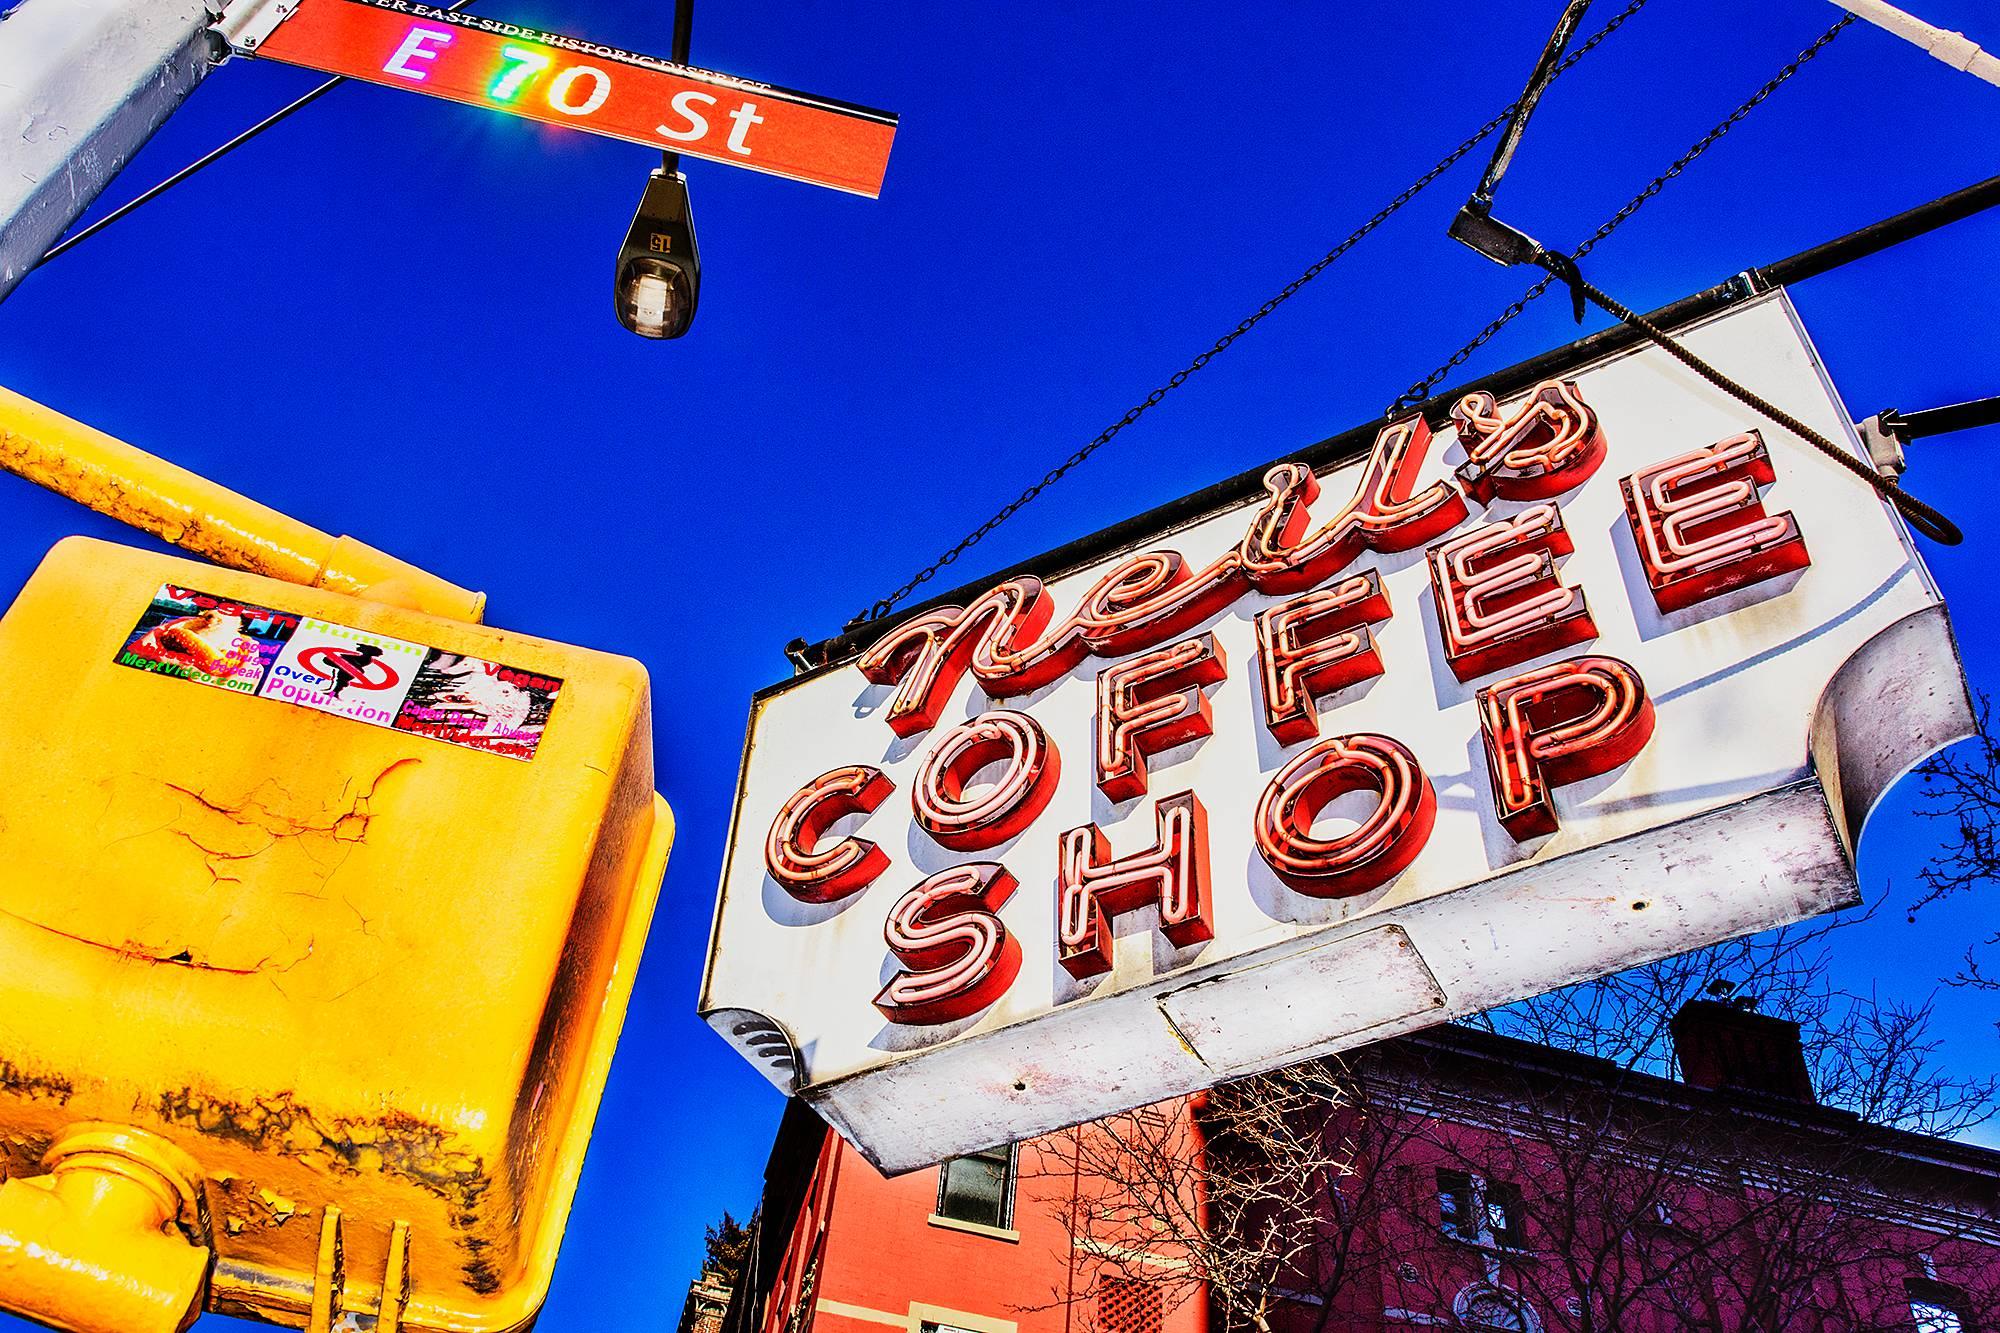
0 0 219 300
1836 0 2000 88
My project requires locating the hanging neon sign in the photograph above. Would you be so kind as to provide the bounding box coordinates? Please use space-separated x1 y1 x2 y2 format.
704 295 1971 1172
773 385 1784 993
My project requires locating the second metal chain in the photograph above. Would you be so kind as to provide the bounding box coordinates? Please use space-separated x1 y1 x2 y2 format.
1388 14 1852 414
849 0 1654 629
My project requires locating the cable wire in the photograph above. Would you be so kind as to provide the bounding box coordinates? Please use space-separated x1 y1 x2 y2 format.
849 0 1655 628
42 77 342 263
40 0 482 265
1540 255 1962 543
1388 14 1851 414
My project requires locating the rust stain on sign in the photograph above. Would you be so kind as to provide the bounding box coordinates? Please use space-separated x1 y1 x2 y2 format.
0 1060 74 1106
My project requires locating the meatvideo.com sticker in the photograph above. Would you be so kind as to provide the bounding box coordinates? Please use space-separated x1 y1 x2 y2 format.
117 585 300 693
115 585 562 761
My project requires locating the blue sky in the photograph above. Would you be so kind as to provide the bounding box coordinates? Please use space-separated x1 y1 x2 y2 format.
1 1 1997 1327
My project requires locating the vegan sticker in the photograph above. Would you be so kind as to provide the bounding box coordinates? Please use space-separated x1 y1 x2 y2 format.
395 652 562 760
116 584 562 760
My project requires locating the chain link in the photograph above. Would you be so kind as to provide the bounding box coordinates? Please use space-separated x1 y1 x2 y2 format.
849 0 1655 628
1387 14 1852 414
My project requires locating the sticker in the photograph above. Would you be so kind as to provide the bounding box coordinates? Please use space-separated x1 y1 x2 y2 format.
116 585 302 694
261 618 427 727
394 651 563 760
114 586 564 760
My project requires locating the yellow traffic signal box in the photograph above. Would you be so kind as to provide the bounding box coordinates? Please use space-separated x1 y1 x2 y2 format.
0 536 672 1333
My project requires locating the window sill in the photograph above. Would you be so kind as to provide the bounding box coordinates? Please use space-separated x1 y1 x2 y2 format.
1442 1232 1533 1258
928 1214 1020 1243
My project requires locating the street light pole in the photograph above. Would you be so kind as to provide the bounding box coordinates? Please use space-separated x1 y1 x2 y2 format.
613 0 701 339
0 0 220 301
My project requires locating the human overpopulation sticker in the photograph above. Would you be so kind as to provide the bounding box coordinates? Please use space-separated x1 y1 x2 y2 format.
116 584 562 760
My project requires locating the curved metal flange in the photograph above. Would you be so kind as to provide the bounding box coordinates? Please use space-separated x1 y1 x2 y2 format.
701 1007 803 1095
1810 602 1975 857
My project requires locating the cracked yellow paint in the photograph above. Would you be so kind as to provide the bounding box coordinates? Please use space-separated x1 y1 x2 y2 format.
0 539 673 1332
258 1188 300 1225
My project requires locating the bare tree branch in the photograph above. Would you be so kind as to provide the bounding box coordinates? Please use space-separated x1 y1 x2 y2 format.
1027 923 1999 1333
1911 694 2000 996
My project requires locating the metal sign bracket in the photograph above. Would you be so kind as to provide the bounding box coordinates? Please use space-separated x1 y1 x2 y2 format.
213 0 296 55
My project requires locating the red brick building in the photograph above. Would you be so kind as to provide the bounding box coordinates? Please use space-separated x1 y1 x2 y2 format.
717 1004 2000 1333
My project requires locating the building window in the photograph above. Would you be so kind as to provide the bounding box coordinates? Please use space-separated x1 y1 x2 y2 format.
1438 1169 1526 1249
936 1143 1015 1230
1909 1278 1971 1333
1438 1169 1476 1240
1455 1283 1539 1332
1485 1181 1527 1249
1911 1302 1966 1333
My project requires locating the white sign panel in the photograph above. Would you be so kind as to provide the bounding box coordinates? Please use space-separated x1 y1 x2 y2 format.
702 293 1971 1172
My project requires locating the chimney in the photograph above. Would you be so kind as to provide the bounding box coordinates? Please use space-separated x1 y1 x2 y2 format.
1669 1000 1817 1102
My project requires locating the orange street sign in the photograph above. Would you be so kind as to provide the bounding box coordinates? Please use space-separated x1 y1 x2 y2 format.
244 0 898 196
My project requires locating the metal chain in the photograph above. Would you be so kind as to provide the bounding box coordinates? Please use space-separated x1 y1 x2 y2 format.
1387 14 1852 414
849 0 1655 628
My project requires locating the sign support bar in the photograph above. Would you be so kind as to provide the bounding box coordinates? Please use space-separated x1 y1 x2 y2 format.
0 0 219 302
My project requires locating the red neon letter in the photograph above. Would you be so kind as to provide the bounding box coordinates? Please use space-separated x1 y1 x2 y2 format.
912 710 1060 850
1096 634 1227 800
765 766 893 903
856 578 1081 738
1254 734 1436 898
1070 549 1242 658
1477 656 1655 841
1621 431 1811 613
1428 503 1596 683
1057 792 1213 980
1451 380 1606 506
874 863 1021 1025
1255 570 1391 745
1239 415 1470 594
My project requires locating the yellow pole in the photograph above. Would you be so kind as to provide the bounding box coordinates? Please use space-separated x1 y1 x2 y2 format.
0 384 485 622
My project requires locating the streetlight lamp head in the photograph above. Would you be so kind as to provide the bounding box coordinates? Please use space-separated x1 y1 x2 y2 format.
618 255 692 339
614 167 699 339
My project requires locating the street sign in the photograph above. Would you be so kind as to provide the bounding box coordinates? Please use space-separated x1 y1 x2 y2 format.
235 0 897 196
701 292 1973 1173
